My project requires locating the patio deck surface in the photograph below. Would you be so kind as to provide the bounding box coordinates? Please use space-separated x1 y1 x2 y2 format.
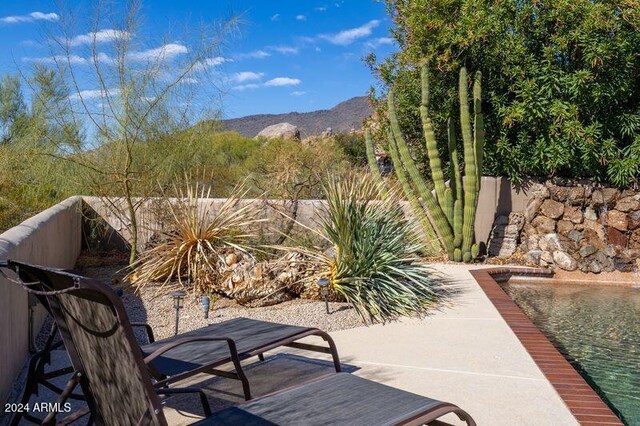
2 264 579 425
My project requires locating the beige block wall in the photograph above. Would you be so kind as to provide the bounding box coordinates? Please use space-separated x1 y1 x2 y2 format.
0 197 83 404
84 177 532 252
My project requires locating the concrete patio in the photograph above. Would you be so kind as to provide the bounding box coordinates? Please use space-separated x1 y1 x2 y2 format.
2 264 578 425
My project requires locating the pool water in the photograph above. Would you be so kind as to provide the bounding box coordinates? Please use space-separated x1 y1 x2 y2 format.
503 281 640 425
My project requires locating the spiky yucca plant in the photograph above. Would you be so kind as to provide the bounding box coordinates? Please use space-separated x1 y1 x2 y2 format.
293 175 447 323
126 179 263 295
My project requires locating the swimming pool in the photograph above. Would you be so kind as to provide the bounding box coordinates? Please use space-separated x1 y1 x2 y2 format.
503 281 640 425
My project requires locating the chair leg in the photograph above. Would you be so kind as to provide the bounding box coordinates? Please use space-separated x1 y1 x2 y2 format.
322 334 342 373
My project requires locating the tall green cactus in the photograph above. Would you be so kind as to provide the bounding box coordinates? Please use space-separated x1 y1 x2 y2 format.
388 89 455 257
386 65 484 262
386 130 441 255
459 68 478 260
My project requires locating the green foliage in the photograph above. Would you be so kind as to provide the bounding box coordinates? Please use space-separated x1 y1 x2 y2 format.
367 0 640 186
246 137 351 199
305 175 447 323
387 66 483 262
333 132 367 166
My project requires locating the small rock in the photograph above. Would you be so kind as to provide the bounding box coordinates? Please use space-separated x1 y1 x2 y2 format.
629 229 640 249
629 211 640 230
567 230 584 242
532 215 556 234
606 210 628 231
579 245 597 258
539 233 561 252
567 187 586 205
614 196 640 212
524 198 543 222
540 199 564 219
553 250 578 271
563 205 583 224
557 220 574 236
549 185 570 203
225 253 239 266
602 188 620 206
603 245 618 258
530 183 550 199
540 251 554 264
589 261 602 274
606 226 628 247
524 250 542 265
584 206 597 221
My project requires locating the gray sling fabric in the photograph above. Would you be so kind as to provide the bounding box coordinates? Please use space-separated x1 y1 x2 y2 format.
199 373 444 426
142 318 309 377
10 262 166 426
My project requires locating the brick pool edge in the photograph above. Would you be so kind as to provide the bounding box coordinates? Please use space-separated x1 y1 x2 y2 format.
470 268 624 426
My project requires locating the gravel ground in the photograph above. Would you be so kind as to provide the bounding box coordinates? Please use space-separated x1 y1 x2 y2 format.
76 255 363 341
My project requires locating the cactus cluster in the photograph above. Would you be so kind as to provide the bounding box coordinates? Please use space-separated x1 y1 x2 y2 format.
365 65 483 261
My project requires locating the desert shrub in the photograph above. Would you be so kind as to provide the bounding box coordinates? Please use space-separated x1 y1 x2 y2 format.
333 132 367 167
126 178 264 295
291 174 448 323
246 137 352 199
367 0 640 186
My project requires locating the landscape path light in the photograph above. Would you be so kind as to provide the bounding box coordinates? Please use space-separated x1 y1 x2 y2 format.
317 277 331 314
171 290 187 335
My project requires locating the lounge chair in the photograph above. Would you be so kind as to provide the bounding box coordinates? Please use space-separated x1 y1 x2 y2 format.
0 261 340 402
1 259 476 426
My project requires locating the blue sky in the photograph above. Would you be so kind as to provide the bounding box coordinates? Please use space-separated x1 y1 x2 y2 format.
0 1 394 119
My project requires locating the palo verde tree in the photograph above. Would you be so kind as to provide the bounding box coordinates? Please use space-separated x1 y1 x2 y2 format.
36 0 238 265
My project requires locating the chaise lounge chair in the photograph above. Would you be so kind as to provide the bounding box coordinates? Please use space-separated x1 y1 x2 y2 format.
0 261 339 404
1 260 476 426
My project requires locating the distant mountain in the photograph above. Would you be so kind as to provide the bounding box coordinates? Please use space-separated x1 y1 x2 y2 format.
221 96 371 138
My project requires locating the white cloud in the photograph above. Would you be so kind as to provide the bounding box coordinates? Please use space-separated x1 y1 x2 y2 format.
22 54 88 65
290 91 306 96
128 43 188 62
236 50 270 60
192 56 230 71
69 88 120 101
320 20 380 45
314 6 327 11
271 46 298 55
264 77 300 87
296 15 306 21
232 83 260 91
180 77 199 85
232 76 301 91
271 14 280 21
231 71 264 83
366 37 394 48
0 11 59 24
66 29 129 47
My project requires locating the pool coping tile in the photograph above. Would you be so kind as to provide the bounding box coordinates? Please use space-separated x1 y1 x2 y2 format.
470 268 624 426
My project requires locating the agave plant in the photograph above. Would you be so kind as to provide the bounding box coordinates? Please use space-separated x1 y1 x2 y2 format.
126 178 263 295
291 174 448 323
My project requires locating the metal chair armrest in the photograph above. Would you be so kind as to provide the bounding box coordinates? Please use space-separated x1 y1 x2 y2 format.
130 322 155 343
143 336 239 365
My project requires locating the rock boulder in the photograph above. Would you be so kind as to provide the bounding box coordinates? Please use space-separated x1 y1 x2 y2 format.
255 123 301 141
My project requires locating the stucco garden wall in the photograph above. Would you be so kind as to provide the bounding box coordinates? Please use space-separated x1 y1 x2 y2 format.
0 197 83 404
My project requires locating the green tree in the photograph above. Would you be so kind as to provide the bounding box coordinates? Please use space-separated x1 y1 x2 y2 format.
367 0 640 186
